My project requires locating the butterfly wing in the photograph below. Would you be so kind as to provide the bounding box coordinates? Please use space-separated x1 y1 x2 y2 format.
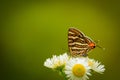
68 28 91 57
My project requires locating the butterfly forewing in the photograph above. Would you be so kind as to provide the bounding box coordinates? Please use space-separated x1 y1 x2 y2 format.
68 28 95 57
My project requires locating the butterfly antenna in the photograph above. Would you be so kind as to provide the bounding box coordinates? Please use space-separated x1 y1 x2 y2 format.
96 45 105 50
94 40 105 50
94 40 100 44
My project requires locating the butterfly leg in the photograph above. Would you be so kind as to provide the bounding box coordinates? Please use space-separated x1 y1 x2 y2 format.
81 48 89 57
82 53 88 57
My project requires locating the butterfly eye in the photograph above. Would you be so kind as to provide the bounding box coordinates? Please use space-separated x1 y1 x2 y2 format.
89 43 96 49
82 53 88 57
93 46 96 48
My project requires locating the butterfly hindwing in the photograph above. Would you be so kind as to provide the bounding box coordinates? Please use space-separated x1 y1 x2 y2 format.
68 28 95 57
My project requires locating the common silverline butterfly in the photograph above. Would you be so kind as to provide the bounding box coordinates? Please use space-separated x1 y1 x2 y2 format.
68 28 96 57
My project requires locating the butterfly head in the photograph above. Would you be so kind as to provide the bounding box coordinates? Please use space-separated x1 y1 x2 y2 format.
89 42 96 49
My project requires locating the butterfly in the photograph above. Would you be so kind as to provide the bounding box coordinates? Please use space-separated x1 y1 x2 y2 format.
68 28 96 57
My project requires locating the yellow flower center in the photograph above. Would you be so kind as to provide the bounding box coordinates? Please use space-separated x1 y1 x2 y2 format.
72 64 86 77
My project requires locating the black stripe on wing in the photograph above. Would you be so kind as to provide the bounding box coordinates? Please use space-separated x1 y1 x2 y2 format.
68 28 85 38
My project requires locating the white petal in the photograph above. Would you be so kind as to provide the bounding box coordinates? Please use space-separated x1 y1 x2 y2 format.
64 57 91 80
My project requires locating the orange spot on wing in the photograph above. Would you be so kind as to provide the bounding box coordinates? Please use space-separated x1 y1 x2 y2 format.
89 43 95 47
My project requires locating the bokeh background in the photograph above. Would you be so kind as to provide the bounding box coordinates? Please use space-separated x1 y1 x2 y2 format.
1 1 120 80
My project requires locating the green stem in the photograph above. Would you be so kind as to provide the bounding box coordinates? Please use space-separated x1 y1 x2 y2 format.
60 69 67 80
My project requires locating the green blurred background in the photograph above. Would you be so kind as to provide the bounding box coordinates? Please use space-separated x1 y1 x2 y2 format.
1 1 120 80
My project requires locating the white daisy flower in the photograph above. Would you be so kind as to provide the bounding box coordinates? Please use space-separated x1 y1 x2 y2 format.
64 57 91 80
44 53 69 69
88 59 105 74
